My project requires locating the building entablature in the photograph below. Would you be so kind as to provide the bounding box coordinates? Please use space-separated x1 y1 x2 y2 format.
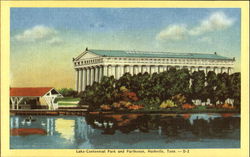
74 56 234 69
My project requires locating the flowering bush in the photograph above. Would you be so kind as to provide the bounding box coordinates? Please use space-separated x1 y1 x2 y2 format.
122 91 139 101
112 102 121 108
120 86 129 92
182 104 195 109
221 103 235 109
127 105 144 110
160 100 177 109
100 104 112 111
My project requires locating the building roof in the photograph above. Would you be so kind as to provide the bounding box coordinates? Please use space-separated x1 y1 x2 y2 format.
87 49 232 60
10 87 54 97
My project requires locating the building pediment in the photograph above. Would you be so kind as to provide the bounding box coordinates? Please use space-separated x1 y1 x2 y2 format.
74 51 101 61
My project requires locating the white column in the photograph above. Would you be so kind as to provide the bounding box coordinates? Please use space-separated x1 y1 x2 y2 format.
199 67 204 73
205 67 209 74
17 99 19 110
99 66 103 82
150 66 155 74
134 66 138 74
163 66 167 71
159 66 164 73
223 67 227 73
82 68 86 91
209 67 213 73
195 67 199 72
115 66 119 79
86 68 90 86
79 69 83 92
137 65 142 74
103 65 108 76
167 66 172 71
124 65 129 73
142 66 147 73
191 67 195 73
75 69 79 91
214 67 218 74
228 67 232 74
111 65 116 78
108 65 112 77
90 67 94 85
129 65 134 75
156 66 159 73
95 66 99 82
146 65 151 74
120 65 124 77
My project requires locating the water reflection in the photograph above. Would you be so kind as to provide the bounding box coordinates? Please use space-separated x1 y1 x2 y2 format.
85 113 240 139
10 113 240 149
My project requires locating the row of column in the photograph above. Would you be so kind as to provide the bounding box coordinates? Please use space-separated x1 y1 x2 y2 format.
76 66 104 92
75 65 233 92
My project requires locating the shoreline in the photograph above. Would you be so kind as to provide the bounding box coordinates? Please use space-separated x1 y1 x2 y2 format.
10 108 240 116
88 109 240 115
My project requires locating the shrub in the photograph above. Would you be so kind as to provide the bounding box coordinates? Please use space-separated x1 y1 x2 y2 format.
120 86 129 92
127 105 144 110
182 104 195 109
160 100 177 109
122 91 139 101
171 94 186 107
221 103 235 109
112 102 121 108
58 88 78 97
100 104 112 111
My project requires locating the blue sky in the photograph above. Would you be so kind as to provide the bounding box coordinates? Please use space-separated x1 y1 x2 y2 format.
10 8 241 88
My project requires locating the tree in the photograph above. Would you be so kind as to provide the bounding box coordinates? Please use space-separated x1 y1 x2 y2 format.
191 71 205 105
215 73 230 104
228 72 240 108
206 71 218 105
57 88 77 97
79 76 118 111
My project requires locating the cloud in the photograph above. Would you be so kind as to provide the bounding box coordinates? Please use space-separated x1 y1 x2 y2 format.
14 25 57 42
156 11 235 42
156 24 188 41
14 25 63 45
189 12 235 35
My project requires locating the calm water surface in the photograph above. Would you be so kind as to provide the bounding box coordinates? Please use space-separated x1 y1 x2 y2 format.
10 113 240 149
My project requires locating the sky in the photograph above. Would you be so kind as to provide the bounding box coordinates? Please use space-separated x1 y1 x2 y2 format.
10 8 241 89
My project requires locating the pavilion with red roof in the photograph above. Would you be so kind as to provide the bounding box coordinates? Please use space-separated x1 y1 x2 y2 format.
10 87 62 110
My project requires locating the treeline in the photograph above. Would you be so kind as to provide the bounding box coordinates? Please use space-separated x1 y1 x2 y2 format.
78 67 240 111
57 88 78 97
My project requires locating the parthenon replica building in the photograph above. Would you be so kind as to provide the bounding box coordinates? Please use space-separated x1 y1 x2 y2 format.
73 48 235 92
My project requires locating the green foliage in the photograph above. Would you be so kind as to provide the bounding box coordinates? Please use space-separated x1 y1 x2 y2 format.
171 94 186 107
215 73 230 103
78 68 241 111
228 72 241 108
78 76 118 111
191 71 206 100
57 88 77 97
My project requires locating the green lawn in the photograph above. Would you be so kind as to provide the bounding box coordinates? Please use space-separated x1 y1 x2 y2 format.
55 97 80 106
55 97 80 102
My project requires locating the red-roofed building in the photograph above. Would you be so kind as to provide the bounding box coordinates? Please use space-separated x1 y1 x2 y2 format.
10 87 62 110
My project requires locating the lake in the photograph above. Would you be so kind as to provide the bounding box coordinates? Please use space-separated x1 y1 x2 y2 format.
10 113 240 149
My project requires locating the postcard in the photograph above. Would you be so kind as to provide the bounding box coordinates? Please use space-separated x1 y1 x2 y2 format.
0 1 249 157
